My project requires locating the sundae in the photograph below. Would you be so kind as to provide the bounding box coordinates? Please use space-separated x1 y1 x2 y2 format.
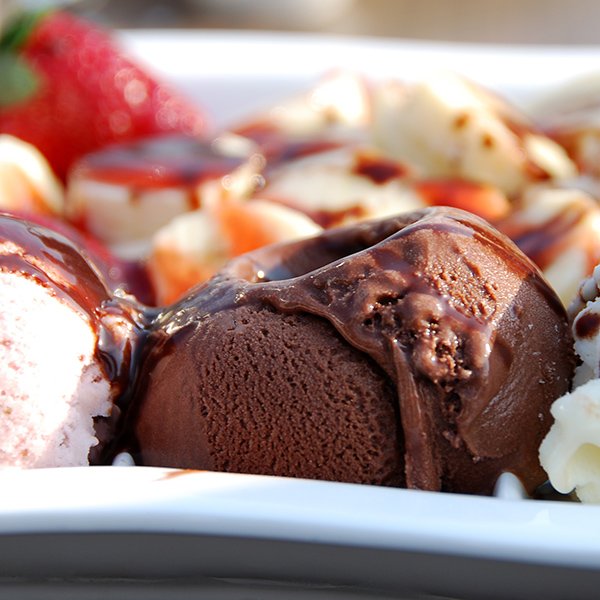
1 8 598 499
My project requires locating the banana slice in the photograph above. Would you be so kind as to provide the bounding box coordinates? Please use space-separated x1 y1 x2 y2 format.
65 134 262 260
372 71 577 196
234 70 371 140
259 145 426 227
0 134 64 216
497 185 600 306
147 198 322 305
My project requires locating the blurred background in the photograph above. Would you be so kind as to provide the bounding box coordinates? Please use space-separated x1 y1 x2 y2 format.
60 0 599 45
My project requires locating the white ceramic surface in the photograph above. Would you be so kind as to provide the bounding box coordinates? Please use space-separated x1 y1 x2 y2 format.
0 466 588 563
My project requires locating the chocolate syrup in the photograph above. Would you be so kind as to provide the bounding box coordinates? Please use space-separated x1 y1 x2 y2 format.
351 152 409 184
575 311 600 340
234 120 345 164
500 201 600 278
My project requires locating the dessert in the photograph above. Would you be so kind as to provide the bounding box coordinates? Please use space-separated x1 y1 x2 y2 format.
131 207 574 495
0 9 591 500
230 70 512 228
0 213 143 467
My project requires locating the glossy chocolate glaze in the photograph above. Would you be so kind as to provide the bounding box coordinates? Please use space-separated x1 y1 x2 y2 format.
136 207 574 494
0 213 147 462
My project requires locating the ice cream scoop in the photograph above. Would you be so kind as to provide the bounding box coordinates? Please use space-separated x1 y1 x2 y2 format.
539 379 600 502
0 213 143 467
130 207 574 495
540 265 600 502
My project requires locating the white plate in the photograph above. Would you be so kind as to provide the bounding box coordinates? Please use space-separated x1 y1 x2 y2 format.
3 31 600 600
0 467 595 600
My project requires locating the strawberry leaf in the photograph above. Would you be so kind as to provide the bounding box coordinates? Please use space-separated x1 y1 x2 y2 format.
0 53 39 107
1 10 49 52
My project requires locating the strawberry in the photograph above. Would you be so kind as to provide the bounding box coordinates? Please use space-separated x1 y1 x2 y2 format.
0 10 207 181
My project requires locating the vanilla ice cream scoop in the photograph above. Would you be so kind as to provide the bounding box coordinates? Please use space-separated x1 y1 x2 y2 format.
540 379 600 502
540 265 600 501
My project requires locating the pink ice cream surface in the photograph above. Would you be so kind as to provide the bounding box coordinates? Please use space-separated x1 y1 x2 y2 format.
0 272 111 467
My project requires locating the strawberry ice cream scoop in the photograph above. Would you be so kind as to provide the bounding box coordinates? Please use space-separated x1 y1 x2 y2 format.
0 213 143 467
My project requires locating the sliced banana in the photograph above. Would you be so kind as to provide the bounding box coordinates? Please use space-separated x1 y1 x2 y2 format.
372 71 577 196
65 135 262 261
147 198 321 305
0 134 64 216
496 185 600 307
259 145 424 227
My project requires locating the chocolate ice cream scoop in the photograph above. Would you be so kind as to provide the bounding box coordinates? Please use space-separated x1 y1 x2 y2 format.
131 207 575 495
